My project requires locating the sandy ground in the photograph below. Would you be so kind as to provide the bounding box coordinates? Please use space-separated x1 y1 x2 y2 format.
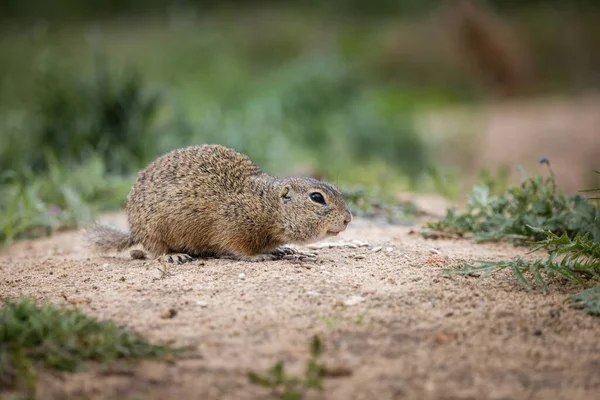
1 212 599 400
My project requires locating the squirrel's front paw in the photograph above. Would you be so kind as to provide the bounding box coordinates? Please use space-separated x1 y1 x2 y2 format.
226 247 318 262
270 246 318 262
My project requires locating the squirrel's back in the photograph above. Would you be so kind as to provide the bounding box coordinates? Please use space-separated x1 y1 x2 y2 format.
132 145 264 193
125 145 273 257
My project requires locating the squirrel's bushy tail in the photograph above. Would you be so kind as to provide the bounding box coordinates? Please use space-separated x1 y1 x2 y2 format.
84 225 136 252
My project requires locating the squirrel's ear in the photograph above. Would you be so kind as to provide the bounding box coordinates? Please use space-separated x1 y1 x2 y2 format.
280 185 292 204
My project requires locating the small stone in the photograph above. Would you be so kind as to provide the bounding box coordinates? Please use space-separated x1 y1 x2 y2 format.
343 296 366 306
429 248 441 255
294 255 318 263
385 247 393 252
306 291 321 297
308 244 322 250
238 273 246 280
371 246 382 253
195 300 208 307
324 365 353 377
102 263 110 268
435 331 449 344
160 309 177 319
346 243 359 249
353 254 366 260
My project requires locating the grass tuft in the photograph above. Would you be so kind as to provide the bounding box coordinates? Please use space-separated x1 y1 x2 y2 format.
248 335 325 400
0 298 178 395
450 229 600 291
426 171 600 244
432 167 600 292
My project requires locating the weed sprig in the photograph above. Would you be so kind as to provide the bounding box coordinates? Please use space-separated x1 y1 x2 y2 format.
426 172 599 243
248 336 325 400
430 168 600 309
449 229 600 292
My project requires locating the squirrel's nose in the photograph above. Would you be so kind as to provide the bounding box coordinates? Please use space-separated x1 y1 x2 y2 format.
343 210 352 225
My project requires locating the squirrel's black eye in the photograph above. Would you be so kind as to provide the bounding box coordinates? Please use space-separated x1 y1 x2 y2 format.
310 192 326 205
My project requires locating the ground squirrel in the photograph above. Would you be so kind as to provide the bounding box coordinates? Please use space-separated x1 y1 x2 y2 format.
85 144 352 263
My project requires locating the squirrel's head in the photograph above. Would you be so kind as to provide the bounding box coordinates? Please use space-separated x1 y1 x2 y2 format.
277 177 352 244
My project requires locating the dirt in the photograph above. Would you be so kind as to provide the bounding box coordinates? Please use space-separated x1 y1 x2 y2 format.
1 210 599 400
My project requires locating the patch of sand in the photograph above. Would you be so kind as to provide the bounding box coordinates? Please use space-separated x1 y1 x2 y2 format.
1 215 598 399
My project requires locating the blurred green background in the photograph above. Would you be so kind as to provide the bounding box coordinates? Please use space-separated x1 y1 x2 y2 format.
1 0 599 243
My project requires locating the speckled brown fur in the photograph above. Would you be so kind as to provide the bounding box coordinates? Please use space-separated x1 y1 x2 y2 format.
85 145 352 261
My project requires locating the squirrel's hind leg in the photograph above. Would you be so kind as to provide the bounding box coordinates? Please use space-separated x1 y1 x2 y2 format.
159 253 196 264
138 240 195 264
128 249 195 264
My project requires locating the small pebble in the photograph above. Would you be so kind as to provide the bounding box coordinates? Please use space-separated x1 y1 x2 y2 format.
353 254 366 260
430 248 441 255
160 308 178 319
343 296 366 306
296 255 317 262
195 300 208 307
102 263 110 268
238 273 246 280
306 291 321 297
385 247 393 252
324 365 353 377
371 246 383 253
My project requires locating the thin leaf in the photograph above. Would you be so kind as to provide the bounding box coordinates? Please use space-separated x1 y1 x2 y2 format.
247 372 273 388
529 261 547 293
310 335 322 358
511 263 532 290
567 286 600 315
